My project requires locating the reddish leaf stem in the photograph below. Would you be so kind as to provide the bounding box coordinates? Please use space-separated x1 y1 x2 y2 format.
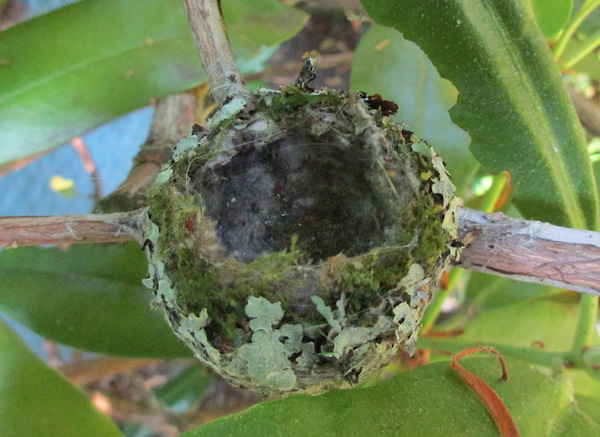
452 347 519 437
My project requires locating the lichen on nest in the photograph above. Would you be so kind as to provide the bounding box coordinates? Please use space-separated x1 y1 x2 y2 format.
141 84 461 396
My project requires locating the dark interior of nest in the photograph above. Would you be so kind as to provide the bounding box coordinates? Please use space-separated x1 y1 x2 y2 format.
190 129 397 264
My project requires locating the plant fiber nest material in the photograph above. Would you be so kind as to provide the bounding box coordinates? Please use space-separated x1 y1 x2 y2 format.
142 85 460 395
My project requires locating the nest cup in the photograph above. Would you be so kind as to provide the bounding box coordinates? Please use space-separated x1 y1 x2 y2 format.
142 86 460 395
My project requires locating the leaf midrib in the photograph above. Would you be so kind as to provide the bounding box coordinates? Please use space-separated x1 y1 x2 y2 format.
467 2 586 228
0 29 190 108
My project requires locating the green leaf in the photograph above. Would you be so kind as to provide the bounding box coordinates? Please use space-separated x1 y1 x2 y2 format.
224 1 307 62
438 295 582 351
573 0 600 37
0 243 190 358
0 0 307 167
571 369 600 423
421 272 584 359
563 39 600 80
182 357 599 436
529 0 573 39
360 0 599 230
0 319 124 437
594 155 600 190
463 271 563 309
350 25 476 195
418 268 586 366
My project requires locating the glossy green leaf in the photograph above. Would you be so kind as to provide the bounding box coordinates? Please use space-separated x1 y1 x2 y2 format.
182 357 599 436
360 0 599 230
0 0 307 167
529 0 573 39
351 25 476 195
0 243 190 358
0 319 123 437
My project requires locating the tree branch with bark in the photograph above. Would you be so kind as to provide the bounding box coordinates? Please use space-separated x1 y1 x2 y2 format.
1 206 598 297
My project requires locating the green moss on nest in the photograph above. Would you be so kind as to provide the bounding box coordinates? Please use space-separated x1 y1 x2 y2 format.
266 85 343 119
142 86 460 395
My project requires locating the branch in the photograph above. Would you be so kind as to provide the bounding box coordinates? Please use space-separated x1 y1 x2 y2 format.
183 0 250 106
1 207 598 296
95 92 198 213
0 210 143 247
456 207 600 296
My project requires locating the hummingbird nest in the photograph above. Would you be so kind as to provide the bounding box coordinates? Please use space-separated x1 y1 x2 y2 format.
141 72 460 396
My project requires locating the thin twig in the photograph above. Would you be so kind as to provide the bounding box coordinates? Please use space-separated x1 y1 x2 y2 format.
183 0 250 106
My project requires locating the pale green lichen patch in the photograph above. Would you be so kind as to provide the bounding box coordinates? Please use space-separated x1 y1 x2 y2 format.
431 155 455 209
331 318 397 359
179 312 222 369
313 262 429 360
311 295 342 333
207 98 247 127
154 168 174 186
245 296 284 332
225 297 307 392
391 263 430 352
142 86 462 395
171 135 203 162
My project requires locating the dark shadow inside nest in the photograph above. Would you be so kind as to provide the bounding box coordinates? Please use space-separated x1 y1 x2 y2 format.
191 130 397 263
